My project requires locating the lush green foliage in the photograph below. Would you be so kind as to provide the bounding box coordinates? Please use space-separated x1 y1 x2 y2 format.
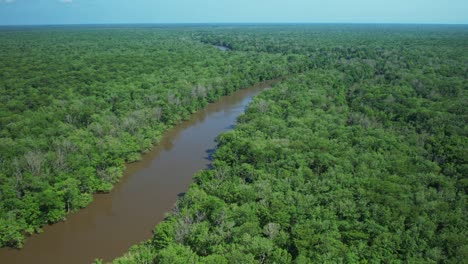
0 26 308 247
114 25 467 263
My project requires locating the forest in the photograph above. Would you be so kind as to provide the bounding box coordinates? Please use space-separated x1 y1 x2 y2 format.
0 26 309 247
112 25 467 263
0 24 466 262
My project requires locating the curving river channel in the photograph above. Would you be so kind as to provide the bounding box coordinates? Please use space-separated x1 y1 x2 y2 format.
0 80 276 264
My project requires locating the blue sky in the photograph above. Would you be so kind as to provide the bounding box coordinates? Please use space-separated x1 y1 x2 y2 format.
0 0 467 25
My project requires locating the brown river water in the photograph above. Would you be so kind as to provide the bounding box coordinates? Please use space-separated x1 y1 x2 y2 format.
0 80 275 264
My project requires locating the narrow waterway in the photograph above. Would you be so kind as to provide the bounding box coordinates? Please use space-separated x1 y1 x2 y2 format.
0 80 275 264
214 45 230 51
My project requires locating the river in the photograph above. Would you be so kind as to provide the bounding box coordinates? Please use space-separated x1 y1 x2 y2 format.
214 45 230 51
0 80 275 264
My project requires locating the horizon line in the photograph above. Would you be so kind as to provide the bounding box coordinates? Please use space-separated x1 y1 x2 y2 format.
1 21 468 27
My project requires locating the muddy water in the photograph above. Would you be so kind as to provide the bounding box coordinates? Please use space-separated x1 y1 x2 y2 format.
0 80 275 264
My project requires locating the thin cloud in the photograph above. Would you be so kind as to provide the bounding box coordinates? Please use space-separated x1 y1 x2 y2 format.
59 0 73 3
0 0 16 3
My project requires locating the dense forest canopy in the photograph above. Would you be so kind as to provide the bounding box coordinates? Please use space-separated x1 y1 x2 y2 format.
0 24 466 263
112 25 467 263
0 26 308 247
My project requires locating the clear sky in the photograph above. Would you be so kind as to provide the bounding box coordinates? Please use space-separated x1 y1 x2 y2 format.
0 0 467 25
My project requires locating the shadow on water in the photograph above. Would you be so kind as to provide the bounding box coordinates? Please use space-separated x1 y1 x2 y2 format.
204 148 216 162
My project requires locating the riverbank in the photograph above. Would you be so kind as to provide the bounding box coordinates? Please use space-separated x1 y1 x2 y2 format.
0 26 307 250
0 79 279 264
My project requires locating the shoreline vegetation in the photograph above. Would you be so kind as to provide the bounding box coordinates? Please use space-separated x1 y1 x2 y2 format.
114 25 466 263
0 27 309 248
0 24 466 263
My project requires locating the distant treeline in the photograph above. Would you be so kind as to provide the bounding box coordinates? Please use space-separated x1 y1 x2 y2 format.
113 25 467 263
